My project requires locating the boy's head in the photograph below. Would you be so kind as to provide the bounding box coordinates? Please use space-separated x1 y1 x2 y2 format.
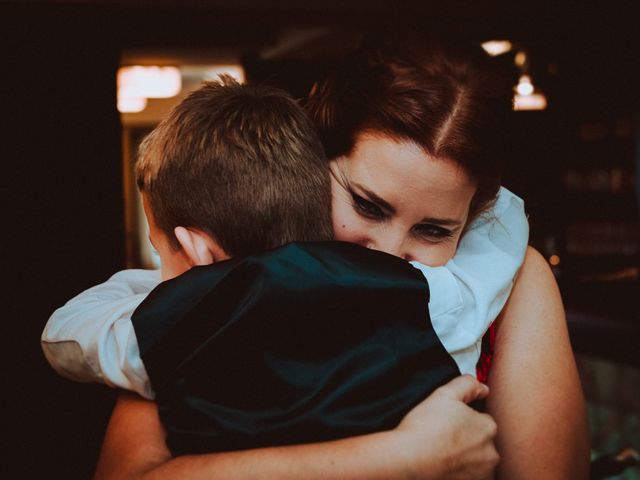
136 77 333 279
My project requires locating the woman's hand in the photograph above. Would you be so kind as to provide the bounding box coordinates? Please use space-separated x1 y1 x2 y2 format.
394 375 499 480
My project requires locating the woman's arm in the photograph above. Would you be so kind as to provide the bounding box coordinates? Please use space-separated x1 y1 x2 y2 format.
94 376 498 480
487 247 590 479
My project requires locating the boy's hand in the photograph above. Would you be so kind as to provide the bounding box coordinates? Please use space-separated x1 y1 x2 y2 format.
393 375 499 480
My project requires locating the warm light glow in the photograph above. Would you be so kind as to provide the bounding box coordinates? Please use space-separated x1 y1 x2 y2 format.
117 66 182 113
117 96 147 113
514 92 548 111
549 255 560 266
514 51 527 67
203 65 246 84
516 75 534 95
481 40 513 56
118 66 182 99
514 74 547 110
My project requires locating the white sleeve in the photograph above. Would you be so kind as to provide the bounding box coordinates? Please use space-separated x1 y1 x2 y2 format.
41 269 161 399
410 187 529 376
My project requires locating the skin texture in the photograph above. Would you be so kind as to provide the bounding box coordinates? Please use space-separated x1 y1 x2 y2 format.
143 194 229 280
143 195 193 280
94 131 589 479
331 132 476 266
487 247 590 479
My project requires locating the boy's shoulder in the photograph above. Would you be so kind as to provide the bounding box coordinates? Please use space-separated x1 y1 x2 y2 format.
100 269 162 296
109 268 161 282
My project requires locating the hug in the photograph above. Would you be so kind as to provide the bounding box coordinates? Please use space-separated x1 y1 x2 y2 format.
42 35 589 479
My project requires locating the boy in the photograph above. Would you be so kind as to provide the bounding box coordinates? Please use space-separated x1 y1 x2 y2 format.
42 78 527 421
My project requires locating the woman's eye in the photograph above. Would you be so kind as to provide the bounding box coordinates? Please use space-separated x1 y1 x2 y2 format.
413 224 453 240
352 193 385 219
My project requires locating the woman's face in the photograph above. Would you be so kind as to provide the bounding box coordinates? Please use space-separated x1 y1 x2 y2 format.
331 132 477 266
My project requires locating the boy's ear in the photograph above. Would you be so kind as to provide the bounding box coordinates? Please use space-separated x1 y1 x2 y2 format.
173 226 228 267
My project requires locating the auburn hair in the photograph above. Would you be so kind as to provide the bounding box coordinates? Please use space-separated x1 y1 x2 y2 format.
305 36 513 222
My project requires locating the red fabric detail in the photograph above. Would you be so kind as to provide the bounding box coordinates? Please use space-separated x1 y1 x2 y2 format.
475 323 496 383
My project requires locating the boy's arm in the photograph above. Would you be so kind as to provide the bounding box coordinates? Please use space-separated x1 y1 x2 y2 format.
410 187 529 375
41 269 161 399
95 376 498 480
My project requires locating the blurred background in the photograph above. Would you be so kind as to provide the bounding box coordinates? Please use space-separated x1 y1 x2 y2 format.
2 1 638 478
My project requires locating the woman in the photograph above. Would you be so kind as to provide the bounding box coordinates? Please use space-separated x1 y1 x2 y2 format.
95 37 589 479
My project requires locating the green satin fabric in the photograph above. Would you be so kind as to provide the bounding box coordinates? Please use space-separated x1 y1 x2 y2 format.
132 241 459 455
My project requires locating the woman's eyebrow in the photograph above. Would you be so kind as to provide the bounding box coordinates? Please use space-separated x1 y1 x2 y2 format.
352 183 396 214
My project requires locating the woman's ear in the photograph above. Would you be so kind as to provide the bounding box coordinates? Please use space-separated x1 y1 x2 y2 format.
173 227 229 267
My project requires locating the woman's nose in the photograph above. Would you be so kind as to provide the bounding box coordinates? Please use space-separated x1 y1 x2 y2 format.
367 233 412 261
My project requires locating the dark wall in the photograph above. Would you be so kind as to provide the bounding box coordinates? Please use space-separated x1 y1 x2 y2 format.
2 6 123 478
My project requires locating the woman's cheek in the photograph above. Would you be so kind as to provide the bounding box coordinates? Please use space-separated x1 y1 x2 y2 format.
332 215 365 244
413 247 453 267
331 205 368 245
411 239 458 267
334 228 362 244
